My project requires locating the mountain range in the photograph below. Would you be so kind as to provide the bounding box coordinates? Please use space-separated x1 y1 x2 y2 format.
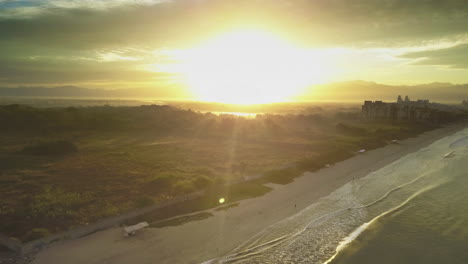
1 81 467 103
299 81 468 103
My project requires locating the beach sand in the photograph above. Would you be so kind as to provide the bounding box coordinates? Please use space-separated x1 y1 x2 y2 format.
31 123 466 264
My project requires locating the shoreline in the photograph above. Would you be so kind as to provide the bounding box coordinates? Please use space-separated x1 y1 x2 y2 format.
31 122 466 264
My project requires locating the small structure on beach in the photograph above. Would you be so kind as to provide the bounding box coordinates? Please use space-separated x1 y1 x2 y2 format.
123 222 149 237
442 151 456 159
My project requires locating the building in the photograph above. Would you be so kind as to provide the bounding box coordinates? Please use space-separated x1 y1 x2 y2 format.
462 100 468 108
362 96 454 123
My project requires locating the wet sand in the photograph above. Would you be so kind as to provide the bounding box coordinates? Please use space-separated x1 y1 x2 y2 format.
32 123 466 264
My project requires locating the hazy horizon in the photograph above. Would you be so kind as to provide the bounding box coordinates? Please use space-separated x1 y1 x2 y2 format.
1 80 468 104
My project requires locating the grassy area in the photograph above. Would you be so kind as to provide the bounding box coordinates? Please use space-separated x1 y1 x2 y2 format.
0 103 448 241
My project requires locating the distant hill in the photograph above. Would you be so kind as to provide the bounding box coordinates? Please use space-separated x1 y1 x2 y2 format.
0 86 189 100
1 81 468 103
0 86 105 97
300 81 468 103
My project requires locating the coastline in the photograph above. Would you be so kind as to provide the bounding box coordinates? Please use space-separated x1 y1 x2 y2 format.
31 122 466 264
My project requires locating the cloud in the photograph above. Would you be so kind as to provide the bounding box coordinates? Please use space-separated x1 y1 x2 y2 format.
0 0 166 11
0 47 178 85
1 0 467 48
0 0 468 86
400 44 468 68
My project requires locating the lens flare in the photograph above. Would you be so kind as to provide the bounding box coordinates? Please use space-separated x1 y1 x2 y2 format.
181 29 331 104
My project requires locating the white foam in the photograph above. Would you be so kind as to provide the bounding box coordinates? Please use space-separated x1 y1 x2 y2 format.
323 183 442 264
449 136 468 148
204 127 468 264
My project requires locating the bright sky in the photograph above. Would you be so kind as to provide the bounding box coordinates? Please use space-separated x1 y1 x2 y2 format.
1 0 468 103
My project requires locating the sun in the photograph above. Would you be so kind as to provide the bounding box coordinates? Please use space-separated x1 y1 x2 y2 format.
180 29 328 104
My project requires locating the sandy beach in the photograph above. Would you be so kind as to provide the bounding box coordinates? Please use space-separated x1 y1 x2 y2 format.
31 123 466 264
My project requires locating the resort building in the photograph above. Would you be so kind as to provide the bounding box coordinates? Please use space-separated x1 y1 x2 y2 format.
362 96 455 123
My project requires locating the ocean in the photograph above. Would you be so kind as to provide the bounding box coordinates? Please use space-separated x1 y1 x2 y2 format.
211 126 468 263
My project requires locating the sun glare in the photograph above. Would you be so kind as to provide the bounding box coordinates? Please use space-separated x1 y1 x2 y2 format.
181 30 330 104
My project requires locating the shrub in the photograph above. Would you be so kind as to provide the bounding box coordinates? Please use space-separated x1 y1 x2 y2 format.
336 123 367 136
264 167 302 184
172 180 195 195
30 187 91 220
134 196 155 208
22 140 78 156
359 138 385 150
148 173 175 192
22 228 50 242
297 150 354 171
193 175 214 189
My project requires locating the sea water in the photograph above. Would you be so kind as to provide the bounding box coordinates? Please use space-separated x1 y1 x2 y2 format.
210 126 468 263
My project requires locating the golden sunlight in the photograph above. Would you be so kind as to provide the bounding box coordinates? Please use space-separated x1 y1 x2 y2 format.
181 30 331 104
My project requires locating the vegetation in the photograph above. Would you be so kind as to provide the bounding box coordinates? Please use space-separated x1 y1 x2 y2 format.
22 228 50 241
0 103 449 241
22 140 78 156
214 202 240 211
